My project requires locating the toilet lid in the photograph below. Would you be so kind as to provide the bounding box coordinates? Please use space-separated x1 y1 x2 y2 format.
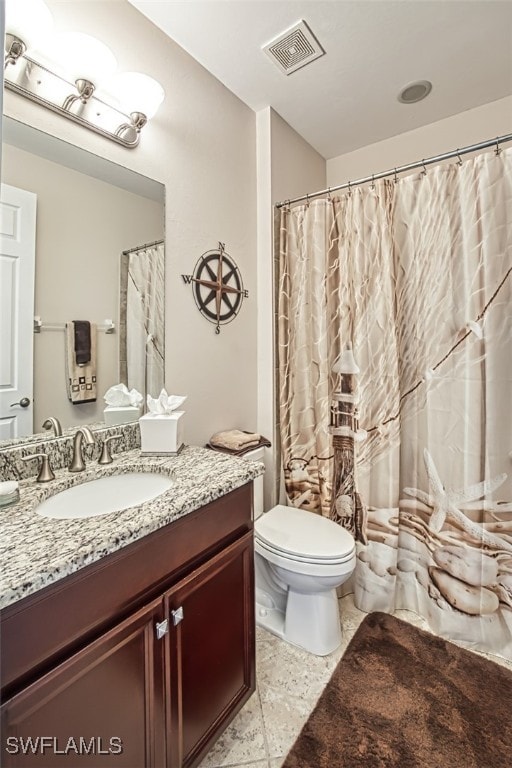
254 505 355 561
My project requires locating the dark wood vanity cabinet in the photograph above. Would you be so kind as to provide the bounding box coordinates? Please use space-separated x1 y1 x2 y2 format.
1 483 255 768
166 534 254 768
1 600 166 767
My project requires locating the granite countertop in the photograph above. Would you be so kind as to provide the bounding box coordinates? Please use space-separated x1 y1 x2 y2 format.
0 445 264 610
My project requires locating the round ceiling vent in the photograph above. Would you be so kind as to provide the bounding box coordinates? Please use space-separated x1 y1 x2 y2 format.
397 80 432 104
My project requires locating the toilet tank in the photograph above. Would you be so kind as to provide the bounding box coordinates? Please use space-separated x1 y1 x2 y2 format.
243 446 265 519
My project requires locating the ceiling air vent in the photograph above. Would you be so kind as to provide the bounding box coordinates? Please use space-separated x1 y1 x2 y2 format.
263 20 325 75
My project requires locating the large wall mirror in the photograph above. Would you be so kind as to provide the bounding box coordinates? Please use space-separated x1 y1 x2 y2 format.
0 117 165 446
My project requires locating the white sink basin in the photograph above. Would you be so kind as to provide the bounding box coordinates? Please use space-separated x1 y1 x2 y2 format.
36 472 174 520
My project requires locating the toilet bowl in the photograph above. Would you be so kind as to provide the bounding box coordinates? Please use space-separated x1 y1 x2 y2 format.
254 504 356 656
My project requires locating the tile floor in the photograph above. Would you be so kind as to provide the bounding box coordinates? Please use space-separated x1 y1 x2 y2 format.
198 593 512 768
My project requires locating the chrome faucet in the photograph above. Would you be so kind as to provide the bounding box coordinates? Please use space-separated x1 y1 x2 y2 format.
69 426 95 472
42 416 63 437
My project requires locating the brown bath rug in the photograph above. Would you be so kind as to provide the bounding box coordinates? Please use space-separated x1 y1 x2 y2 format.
282 612 512 768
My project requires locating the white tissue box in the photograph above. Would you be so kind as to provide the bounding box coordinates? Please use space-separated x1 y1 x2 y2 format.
104 405 142 426
139 412 185 455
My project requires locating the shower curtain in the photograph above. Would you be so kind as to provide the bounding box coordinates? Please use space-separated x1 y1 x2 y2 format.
277 147 512 658
120 242 165 400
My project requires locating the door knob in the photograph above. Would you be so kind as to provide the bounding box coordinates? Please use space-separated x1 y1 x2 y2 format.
10 397 31 408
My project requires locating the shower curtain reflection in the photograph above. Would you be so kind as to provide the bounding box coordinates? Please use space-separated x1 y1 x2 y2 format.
119 241 165 402
277 147 512 659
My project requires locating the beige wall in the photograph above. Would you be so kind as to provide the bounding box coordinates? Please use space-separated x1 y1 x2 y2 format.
270 110 326 205
327 96 512 185
3 0 257 446
2 143 163 430
256 108 326 508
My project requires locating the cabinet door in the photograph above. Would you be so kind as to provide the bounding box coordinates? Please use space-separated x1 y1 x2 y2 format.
1 599 166 768
165 531 255 768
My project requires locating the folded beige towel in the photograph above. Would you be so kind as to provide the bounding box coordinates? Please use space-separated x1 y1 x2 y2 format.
210 429 261 452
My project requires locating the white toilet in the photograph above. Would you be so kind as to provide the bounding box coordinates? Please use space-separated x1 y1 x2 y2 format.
254 504 356 656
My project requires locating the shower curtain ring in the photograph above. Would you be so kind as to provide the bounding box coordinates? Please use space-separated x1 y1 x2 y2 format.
306 193 310 207
421 160 427 176
371 174 375 190
348 180 352 196
456 149 463 166
495 137 501 155
393 168 398 184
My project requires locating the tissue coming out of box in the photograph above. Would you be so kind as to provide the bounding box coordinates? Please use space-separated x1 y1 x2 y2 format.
139 412 185 455
104 405 142 426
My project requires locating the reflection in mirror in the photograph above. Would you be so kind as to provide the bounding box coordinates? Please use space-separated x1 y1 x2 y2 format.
0 118 165 446
119 240 165 400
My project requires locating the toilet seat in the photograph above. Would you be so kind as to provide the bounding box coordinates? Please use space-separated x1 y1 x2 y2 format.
254 504 355 563
255 536 354 566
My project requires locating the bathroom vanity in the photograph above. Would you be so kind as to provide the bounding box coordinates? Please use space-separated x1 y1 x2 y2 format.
0 446 262 767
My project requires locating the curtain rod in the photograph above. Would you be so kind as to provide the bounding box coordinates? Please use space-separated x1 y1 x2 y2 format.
122 238 164 255
276 133 512 209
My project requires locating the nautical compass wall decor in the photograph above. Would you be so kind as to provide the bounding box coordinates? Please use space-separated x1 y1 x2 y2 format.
181 242 248 333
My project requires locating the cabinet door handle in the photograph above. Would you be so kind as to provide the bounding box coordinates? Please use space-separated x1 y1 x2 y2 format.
155 619 169 640
171 607 184 626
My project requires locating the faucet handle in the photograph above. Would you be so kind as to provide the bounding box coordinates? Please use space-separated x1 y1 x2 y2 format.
98 435 121 465
21 453 55 483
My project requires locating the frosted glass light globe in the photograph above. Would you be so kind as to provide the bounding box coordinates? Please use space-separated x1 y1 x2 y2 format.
5 0 54 50
104 72 165 119
50 32 117 85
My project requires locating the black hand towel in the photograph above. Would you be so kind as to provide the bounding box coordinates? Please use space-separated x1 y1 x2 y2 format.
74 320 91 365
66 322 97 404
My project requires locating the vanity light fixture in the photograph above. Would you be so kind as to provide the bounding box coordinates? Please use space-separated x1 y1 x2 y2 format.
4 0 165 148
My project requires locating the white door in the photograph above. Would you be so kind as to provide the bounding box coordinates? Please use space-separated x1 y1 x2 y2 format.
0 184 37 439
